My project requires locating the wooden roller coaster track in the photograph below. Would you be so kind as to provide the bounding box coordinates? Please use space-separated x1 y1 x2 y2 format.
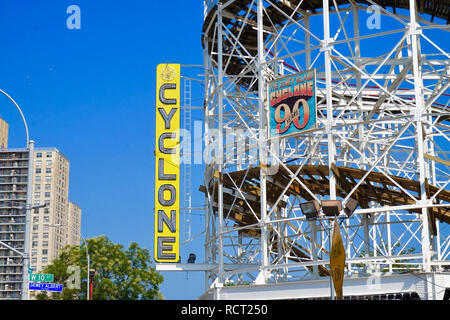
200 164 450 275
201 0 450 276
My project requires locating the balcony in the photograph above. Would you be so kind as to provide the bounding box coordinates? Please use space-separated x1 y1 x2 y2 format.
0 277 21 283
0 270 22 275
0 188 27 193
0 169 27 176
0 153 28 161
0 202 27 209
0 178 27 184
0 235 24 241
0 162 28 169
0 228 24 233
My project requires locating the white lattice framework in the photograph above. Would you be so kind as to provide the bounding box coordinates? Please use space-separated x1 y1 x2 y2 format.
201 0 450 295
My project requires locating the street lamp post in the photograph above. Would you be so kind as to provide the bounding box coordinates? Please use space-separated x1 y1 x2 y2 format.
48 224 90 300
22 140 34 300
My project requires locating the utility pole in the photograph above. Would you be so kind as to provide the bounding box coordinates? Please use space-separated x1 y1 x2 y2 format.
22 140 34 300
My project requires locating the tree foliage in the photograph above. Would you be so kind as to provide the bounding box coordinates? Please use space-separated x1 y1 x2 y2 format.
35 236 164 300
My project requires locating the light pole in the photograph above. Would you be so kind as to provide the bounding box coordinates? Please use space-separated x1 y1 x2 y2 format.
47 224 90 300
0 88 34 300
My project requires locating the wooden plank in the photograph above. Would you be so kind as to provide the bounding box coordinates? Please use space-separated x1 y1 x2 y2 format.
204 164 449 224
423 153 450 167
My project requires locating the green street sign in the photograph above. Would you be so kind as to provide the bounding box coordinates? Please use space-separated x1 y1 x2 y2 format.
29 274 54 282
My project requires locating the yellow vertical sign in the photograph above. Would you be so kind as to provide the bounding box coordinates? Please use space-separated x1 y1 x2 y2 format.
154 64 180 263
330 220 345 299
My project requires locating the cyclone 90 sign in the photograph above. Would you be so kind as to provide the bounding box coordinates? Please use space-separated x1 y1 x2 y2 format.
268 70 316 139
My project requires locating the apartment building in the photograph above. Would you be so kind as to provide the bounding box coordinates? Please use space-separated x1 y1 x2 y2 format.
68 202 82 246
0 146 81 299
0 118 8 150
0 117 82 299
29 148 81 273
0 149 29 299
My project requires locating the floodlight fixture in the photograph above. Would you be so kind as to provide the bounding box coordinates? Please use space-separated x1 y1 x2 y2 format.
300 200 321 219
344 198 358 217
187 253 196 264
321 200 342 217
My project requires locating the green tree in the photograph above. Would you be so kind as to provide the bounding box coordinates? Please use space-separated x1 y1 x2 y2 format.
35 235 164 300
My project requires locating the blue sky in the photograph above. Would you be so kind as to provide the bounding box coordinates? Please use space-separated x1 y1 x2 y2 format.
0 0 206 299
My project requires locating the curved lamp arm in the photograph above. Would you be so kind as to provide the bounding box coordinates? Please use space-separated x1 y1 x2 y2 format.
0 89 29 146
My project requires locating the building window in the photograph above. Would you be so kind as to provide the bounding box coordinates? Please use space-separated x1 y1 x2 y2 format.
45 192 50 198
33 216 39 223
46 160 52 166
36 153 42 158
34 200 40 205
45 176 51 182
46 153 52 158
43 233 48 239
35 176 41 182
35 184 40 190
42 258 47 264
35 168 41 174
32 225 38 231
34 192 40 198
44 200 50 205
42 241 48 247
42 249 48 255
32 241 38 248
45 168 51 174
31 258 37 264
31 249 37 256
43 216 49 223
45 184 51 190
44 209 49 214
36 160 42 166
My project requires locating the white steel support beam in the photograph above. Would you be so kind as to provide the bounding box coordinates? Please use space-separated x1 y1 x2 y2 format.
257 0 269 284
408 0 432 273
156 263 258 272
323 0 337 201
203 27 212 292
22 140 34 300
310 220 319 278
304 14 311 70
217 2 225 285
